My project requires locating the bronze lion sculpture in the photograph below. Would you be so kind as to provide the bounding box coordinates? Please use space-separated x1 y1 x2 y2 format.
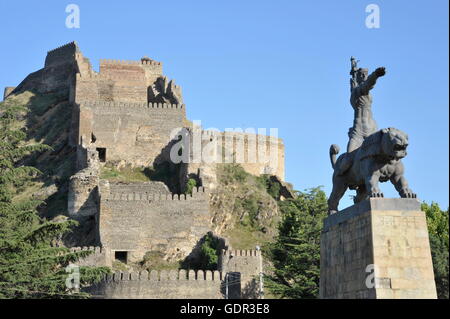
328 127 416 214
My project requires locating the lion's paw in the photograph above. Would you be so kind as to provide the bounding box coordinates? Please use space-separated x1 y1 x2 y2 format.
400 189 417 198
370 192 384 198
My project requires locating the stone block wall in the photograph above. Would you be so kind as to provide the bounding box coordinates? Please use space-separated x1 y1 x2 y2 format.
86 269 229 299
219 248 262 299
100 59 163 86
68 169 99 220
109 181 170 196
75 72 148 103
320 198 437 299
77 101 186 167
99 186 212 262
74 59 163 104
186 129 286 189
45 41 79 67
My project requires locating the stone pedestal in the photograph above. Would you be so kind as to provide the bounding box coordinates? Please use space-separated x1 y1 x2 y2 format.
320 198 437 299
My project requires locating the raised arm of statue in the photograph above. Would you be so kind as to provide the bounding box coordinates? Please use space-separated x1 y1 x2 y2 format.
350 78 357 91
359 67 386 95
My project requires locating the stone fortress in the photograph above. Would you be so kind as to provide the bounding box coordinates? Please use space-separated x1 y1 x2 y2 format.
4 41 285 299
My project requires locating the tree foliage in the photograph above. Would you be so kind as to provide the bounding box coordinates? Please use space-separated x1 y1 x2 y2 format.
422 202 449 299
264 187 327 298
0 101 109 298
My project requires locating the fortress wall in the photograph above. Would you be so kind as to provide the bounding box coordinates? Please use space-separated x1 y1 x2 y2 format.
77 102 186 167
109 181 171 195
75 73 148 103
226 132 285 181
86 270 226 299
220 249 262 299
100 59 163 84
70 246 108 267
187 130 285 186
13 42 81 95
99 187 211 261
68 168 99 220
75 53 94 77
45 41 79 67
73 58 165 104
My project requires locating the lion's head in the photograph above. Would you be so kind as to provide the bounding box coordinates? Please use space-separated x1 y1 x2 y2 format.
380 127 409 160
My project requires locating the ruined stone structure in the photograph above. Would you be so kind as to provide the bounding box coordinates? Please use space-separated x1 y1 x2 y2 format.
77 247 260 299
5 41 279 299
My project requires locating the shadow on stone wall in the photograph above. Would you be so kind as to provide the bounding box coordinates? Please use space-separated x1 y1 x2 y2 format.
148 130 188 194
63 188 100 247
220 272 241 299
241 278 260 299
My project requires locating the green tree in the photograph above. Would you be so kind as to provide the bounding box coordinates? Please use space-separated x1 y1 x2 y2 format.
0 102 109 298
422 202 449 299
185 178 197 195
264 187 327 298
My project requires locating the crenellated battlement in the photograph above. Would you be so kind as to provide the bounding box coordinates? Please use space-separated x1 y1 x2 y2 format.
100 59 162 66
70 246 104 254
105 269 223 282
222 249 261 257
76 72 145 81
47 41 79 54
86 269 231 298
106 187 207 201
77 100 184 109
200 129 283 145
69 246 108 267
45 41 80 67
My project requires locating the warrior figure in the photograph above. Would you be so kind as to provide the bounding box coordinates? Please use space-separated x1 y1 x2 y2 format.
337 57 386 174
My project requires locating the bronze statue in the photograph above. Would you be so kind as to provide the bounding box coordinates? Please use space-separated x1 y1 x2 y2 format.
336 58 386 175
327 58 416 214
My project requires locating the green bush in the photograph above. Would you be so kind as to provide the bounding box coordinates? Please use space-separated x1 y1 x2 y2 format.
257 175 281 200
182 233 220 270
219 164 248 185
185 178 197 195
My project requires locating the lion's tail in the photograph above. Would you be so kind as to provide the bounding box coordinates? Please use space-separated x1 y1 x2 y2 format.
329 144 340 169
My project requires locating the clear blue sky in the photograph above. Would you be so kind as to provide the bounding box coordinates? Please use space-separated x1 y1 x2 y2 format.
1 0 448 209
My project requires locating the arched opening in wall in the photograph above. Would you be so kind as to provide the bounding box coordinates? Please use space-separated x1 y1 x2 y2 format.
114 251 128 264
96 148 106 162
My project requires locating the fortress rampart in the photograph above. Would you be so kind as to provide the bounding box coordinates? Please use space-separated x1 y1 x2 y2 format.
45 41 79 67
220 248 262 299
77 100 186 167
99 186 212 262
108 181 171 196
85 269 232 299
100 58 163 81
186 129 285 189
